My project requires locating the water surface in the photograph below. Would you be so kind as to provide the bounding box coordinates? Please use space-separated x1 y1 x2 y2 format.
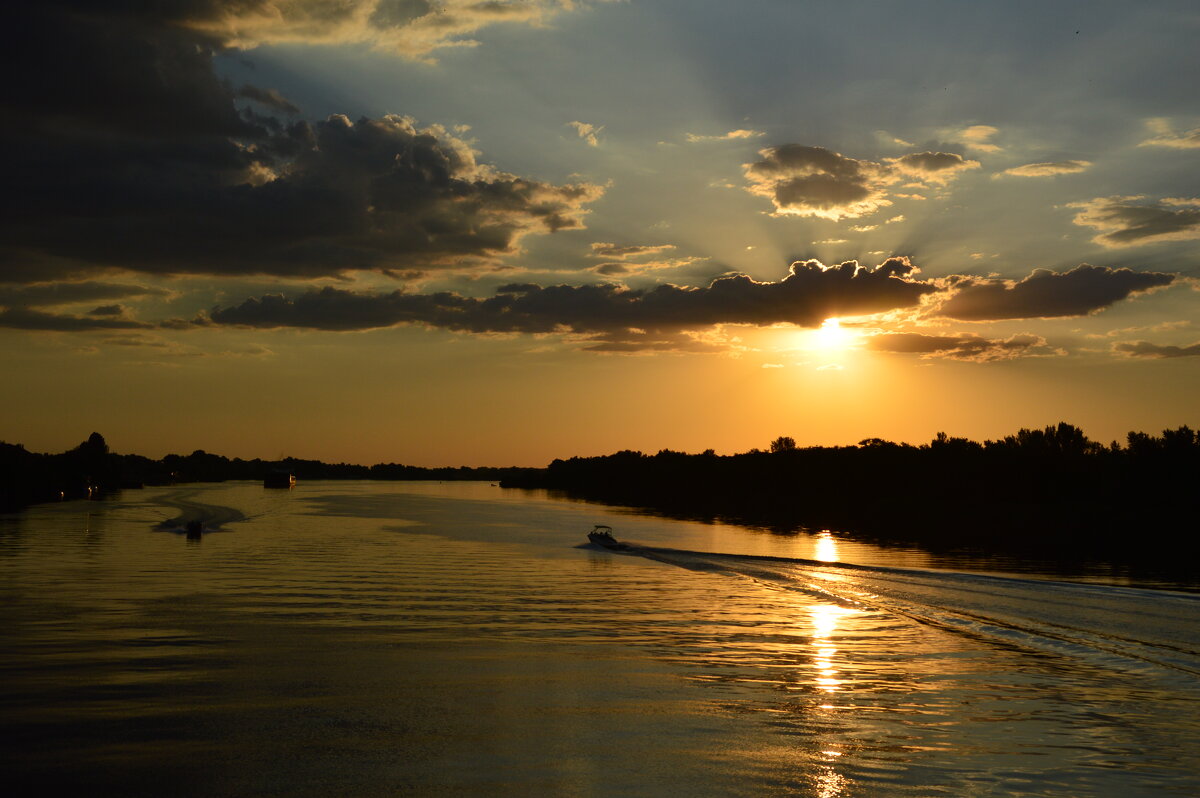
2 481 1197 796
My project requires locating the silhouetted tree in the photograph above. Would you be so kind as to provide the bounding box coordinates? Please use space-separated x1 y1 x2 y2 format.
770 436 797 453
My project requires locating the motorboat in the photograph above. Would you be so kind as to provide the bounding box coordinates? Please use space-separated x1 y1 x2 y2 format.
587 525 628 550
185 520 204 539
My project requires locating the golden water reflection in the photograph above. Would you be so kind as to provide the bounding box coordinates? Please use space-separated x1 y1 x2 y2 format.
813 531 839 563
809 603 859 696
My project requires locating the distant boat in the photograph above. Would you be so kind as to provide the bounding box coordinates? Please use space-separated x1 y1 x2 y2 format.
587 525 628 550
264 470 295 489
185 520 204 540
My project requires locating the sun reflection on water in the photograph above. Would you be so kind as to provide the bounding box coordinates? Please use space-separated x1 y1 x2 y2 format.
809 604 860 694
813 531 839 563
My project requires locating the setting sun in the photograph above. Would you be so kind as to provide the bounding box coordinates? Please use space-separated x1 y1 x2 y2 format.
813 318 857 351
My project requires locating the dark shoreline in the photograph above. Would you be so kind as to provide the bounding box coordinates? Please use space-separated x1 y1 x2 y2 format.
0 432 541 513
502 423 1200 583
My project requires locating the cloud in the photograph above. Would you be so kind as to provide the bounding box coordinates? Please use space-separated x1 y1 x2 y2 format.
869 332 1061 362
185 0 606 60
568 121 603 147
936 265 1175 320
209 257 938 335
958 125 1001 153
743 145 976 220
1113 340 1200 358
1139 118 1200 150
590 243 676 259
685 129 765 143
0 307 153 332
743 145 895 220
589 257 704 277
577 329 729 354
888 151 981 184
236 85 301 114
2 5 602 285
1070 196 1200 248
88 304 126 317
875 131 914 148
0 282 168 308
1000 160 1092 178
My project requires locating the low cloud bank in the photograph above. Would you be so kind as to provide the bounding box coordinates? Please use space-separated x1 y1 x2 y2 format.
1114 340 1200 358
869 332 1060 362
936 265 1174 320
210 257 935 333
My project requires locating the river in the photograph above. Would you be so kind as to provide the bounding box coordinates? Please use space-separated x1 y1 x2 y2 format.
2 481 1197 796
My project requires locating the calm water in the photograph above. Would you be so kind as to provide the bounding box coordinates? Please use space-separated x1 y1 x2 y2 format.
2 481 1198 796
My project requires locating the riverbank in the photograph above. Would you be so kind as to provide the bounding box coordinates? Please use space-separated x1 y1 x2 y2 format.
0 433 540 513
502 423 1200 568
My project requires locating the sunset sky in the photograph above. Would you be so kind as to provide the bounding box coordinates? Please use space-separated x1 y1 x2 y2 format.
3 1 1199 466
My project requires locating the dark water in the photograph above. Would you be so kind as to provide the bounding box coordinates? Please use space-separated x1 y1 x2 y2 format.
2 481 1198 796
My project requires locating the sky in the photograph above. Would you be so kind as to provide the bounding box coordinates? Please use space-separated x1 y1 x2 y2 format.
3 0 1199 466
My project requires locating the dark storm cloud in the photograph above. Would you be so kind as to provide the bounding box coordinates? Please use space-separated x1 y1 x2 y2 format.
1113 340 1200 358
209 258 937 333
936 265 1175 321
869 332 1059 362
1 2 601 284
743 146 977 219
1070 196 1200 248
0 281 168 307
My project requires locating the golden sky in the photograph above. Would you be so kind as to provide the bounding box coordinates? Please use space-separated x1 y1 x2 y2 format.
2 2 1198 465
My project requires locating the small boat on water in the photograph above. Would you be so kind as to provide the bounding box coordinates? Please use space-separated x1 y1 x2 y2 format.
264 470 296 489
185 520 204 540
587 525 629 550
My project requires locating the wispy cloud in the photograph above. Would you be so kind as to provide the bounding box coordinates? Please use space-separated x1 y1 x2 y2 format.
998 160 1092 178
1139 118 1200 150
685 129 765 143
568 120 604 147
869 332 1062 362
0 282 168 308
958 124 1002 153
187 0 611 61
589 243 676 259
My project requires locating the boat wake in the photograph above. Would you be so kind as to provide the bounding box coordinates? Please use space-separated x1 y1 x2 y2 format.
600 539 1200 687
153 490 248 535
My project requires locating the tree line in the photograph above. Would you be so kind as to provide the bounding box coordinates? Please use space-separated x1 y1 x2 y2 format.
502 422 1199 555
0 433 540 511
